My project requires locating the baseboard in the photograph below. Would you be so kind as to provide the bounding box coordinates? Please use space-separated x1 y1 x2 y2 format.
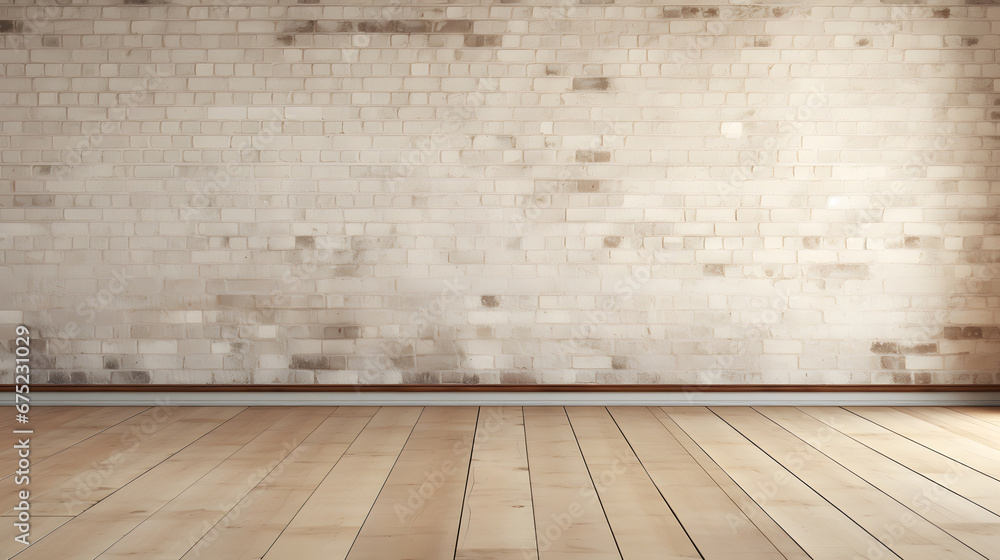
11 385 1000 407
14 383 1000 392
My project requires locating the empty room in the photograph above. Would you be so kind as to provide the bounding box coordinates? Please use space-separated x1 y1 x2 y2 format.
2 0 1000 558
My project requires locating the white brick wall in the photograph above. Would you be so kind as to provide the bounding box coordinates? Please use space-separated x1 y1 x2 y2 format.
1 1 999 386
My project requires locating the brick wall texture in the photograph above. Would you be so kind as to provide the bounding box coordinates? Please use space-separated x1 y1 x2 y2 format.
1 1 999 386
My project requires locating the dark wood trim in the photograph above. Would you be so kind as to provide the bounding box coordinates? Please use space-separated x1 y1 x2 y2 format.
13 384 1000 393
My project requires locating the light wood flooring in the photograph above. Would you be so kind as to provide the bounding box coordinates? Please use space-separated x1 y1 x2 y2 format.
4 405 1000 559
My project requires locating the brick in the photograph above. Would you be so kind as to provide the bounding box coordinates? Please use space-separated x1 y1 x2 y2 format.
0 21 24 33
572 77 611 91
290 355 328 370
870 341 898 354
809 264 869 279
323 326 361 339
899 343 938 355
464 34 501 48
575 149 611 163
943 326 983 340
573 356 612 369
6 1 999 390
881 356 905 370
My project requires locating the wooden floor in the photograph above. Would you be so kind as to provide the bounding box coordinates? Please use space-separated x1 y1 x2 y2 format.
4 406 1000 560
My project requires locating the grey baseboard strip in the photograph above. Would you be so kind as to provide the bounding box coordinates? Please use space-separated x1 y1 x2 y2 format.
16 391 1000 407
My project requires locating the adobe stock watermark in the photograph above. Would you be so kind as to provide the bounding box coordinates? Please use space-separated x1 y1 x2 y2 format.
51 267 134 353
54 65 170 180
63 399 178 514
865 464 965 560
357 277 470 383
185 439 303 558
724 416 837 532
386 77 501 186
3 1 76 52
685 273 792 396
267 235 348 308
526 454 629 558
393 407 501 523
179 105 286 222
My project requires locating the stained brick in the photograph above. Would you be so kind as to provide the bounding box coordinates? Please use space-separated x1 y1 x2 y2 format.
357 20 395 33
870 341 898 354
291 355 328 370
881 356 905 369
111 371 151 383
899 343 938 355
704 264 725 276
432 20 474 33
943 327 983 340
575 150 611 163
464 34 501 47
572 77 611 91
324 326 361 339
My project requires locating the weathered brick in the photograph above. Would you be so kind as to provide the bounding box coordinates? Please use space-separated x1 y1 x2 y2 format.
881 356 905 369
899 343 938 355
290 355 328 370
323 326 361 339
870 341 898 354
575 150 611 163
943 326 983 340
464 34 501 47
572 77 611 91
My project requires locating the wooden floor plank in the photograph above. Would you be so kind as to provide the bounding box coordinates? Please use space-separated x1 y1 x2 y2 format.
95 407 335 560
522 406 621 560
455 407 537 560
896 407 1000 453
0 407 148 476
799 407 1000 516
345 407 479 560
262 406 423 560
758 406 1000 560
180 407 379 560
646 407 811 560
1 406 240 516
610 406 793 560
663 406 900 560
847 406 1000 479
951 407 1000 428
12 406 285 560
566 406 699 560
715 406 982 560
